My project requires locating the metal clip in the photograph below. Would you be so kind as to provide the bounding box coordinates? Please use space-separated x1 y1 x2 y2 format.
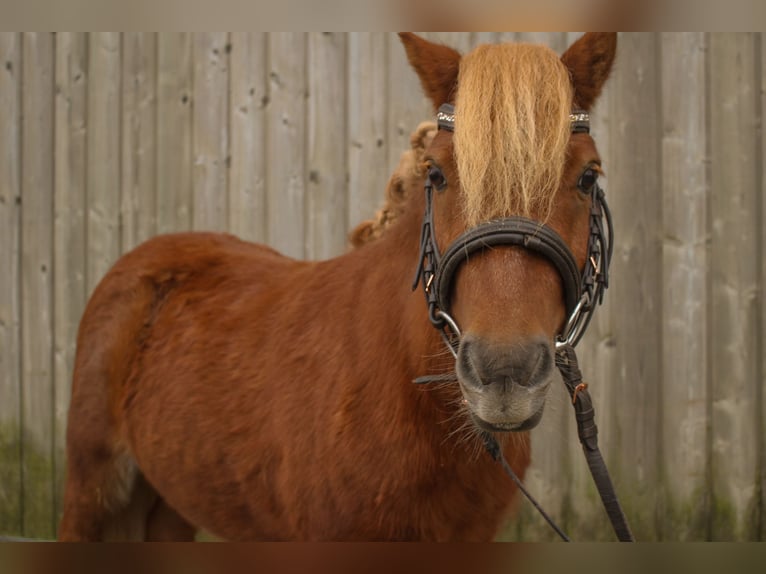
572 382 588 404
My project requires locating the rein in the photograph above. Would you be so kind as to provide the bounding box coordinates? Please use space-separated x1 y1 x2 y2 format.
413 103 633 542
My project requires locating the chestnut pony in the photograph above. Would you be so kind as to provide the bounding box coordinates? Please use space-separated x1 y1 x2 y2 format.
59 32 617 541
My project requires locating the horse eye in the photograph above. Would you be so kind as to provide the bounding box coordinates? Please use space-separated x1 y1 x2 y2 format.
577 167 599 194
428 166 447 191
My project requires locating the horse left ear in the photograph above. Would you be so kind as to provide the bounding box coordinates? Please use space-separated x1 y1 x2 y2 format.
399 32 461 110
561 32 617 111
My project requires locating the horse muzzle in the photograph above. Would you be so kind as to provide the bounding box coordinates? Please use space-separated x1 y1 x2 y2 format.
456 335 554 432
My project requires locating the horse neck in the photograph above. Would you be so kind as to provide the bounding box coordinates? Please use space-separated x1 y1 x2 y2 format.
346 196 450 382
340 201 504 476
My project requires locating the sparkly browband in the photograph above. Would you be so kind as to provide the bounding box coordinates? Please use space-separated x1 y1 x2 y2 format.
437 103 455 131
436 103 590 134
569 110 590 133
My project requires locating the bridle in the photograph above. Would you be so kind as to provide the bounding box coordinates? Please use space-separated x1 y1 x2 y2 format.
413 103 613 355
412 103 633 542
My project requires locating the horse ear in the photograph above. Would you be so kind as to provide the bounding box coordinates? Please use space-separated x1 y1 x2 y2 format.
399 32 461 110
561 32 617 110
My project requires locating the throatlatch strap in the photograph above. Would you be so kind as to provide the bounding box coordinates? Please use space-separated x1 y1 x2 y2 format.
555 344 635 542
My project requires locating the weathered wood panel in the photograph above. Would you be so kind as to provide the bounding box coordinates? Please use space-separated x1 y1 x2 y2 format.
192 32 229 232
305 32 347 260
52 31 88 524
760 31 766 543
560 31 620 542
0 32 22 536
347 32 389 234
228 32 267 244
266 32 306 259
386 33 431 176
156 33 193 234
121 32 157 251
601 33 663 541
513 32 568 52
86 32 121 295
20 31 55 539
708 33 761 541
658 32 710 541
0 33 763 542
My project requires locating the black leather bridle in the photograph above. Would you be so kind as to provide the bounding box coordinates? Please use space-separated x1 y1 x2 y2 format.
413 103 613 356
412 103 633 542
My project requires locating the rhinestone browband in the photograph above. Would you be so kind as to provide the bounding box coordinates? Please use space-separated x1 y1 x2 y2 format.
436 103 590 134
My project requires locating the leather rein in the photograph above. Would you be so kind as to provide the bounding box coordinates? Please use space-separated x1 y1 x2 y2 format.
412 103 634 542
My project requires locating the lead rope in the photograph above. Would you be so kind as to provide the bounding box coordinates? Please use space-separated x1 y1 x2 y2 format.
554 343 635 541
418 343 634 541
481 432 571 541
480 344 634 541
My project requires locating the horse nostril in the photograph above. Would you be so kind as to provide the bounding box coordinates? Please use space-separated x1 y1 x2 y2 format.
460 337 552 389
512 342 551 387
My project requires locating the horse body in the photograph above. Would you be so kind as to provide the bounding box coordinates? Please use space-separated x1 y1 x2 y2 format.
59 32 616 541
61 217 526 541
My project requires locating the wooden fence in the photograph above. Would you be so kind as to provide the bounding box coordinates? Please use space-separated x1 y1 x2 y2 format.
0 32 764 541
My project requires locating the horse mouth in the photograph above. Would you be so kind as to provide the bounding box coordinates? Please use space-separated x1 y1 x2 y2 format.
469 404 545 433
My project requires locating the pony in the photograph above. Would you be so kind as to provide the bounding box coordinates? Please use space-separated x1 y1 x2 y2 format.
58 32 617 541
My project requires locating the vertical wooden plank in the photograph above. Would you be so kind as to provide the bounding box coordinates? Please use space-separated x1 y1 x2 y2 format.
229 32 267 244
306 32 347 260
494 32 567 52
267 32 306 259
121 32 157 250
0 32 22 536
86 32 121 294
423 32 472 53
496 32 517 44
53 31 88 527
599 32 662 540
192 32 229 233
20 31 55 539
561 31 620 541
709 32 760 541
471 32 498 48
659 32 709 541
347 33 389 231
515 32 568 53
156 33 193 234
387 32 431 176
760 31 766 542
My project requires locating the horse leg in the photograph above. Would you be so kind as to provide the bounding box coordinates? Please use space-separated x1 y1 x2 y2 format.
58 344 155 540
146 498 197 541
59 262 167 541
58 444 149 541
59 450 196 542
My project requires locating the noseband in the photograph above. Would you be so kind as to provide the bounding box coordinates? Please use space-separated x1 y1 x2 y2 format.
413 103 614 355
413 103 633 542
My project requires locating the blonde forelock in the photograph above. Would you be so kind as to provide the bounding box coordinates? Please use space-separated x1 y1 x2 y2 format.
454 43 573 225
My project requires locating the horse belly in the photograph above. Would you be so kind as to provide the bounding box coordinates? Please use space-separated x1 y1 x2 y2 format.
116 264 304 538
122 361 296 539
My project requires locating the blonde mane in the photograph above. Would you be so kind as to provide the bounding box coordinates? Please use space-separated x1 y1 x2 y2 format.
349 122 436 248
455 43 572 225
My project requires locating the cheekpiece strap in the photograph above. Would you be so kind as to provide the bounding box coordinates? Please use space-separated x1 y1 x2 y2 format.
437 103 455 132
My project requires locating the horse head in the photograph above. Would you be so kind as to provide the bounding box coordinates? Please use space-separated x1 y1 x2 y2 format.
401 32 617 433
